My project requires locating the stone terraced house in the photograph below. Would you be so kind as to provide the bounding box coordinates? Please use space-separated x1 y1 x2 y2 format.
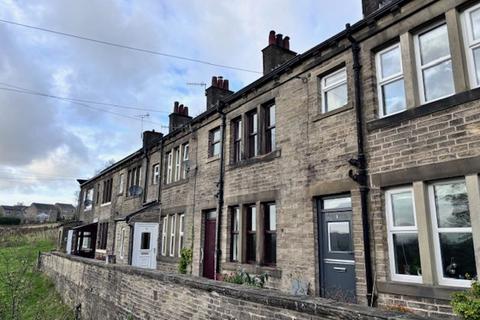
63 0 480 317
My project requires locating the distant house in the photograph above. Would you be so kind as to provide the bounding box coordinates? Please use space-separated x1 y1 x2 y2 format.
25 203 59 223
54 203 76 221
0 205 27 222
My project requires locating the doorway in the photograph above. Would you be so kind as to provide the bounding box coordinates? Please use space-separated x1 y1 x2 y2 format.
132 222 159 269
203 210 217 279
318 195 356 303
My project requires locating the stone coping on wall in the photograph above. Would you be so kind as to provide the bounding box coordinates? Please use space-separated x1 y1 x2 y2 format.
41 252 422 320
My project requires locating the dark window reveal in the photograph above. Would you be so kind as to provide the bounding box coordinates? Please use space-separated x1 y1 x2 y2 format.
230 207 240 261
98 222 108 250
102 178 113 204
232 118 242 163
246 205 257 263
264 203 277 265
246 111 258 158
264 104 276 153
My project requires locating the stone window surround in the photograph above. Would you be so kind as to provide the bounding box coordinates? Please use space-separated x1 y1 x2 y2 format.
382 174 480 290
229 99 277 166
370 6 475 124
152 163 160 185
226 201 277 268
159 212 183 261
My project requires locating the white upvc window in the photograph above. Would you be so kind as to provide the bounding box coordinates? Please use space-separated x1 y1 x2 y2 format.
376 43 406 117
118 173 125 195
182 144 189 179
152 164 160 185
178 214 185 254
174 147 181 182
169 214 177 257
161 216 168 256
320 68 348 113
462 2 480 88
385 187 422 283
84 188 93 211
428 179 476 287
120 227 126 259
414 22 455 103
166 152 173 184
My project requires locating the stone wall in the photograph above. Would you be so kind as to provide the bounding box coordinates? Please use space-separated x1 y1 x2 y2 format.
39 252 419 320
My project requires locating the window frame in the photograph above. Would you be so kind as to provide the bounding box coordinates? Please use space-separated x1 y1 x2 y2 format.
462 2 480 88
169 214 177 257
246 110 258 159
118 173 125 195
385 186 422 284
264 103 276 154
414 21 455 104
209 127 221 158
230 206 240 262
320 67 348 113
232 117 242 163
174 147 181 182
246 204 257 264
166 152 173 184
428 178 474 287
101 178 112 205
263 202 277 266
97 222 109 250
152 163 160 185
178 214 185 254
120 227 126 259
84 188 93 211
161 215 168 256
182 143 189 179
375 43 406 117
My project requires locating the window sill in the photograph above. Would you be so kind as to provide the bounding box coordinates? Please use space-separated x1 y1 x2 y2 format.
367 87 480 131
228 149 281 170
100 202 111 207
222 262 281 278
158 255 179 263
163 178 189 190
312 105 353 122
377 281 467 301
206 155 220 163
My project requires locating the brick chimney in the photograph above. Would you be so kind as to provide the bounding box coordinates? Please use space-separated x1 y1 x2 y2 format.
169 101 192 133
142 130 163 149
262 30 296 75
362 0 395 17
205 76 233 110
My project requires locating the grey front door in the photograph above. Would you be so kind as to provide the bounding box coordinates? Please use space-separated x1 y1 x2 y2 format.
318 195 356 303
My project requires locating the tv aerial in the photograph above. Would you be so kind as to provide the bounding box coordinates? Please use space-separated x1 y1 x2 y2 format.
135 113 150 137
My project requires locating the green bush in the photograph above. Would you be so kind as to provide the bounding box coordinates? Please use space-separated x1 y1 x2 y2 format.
0 217 21 225
178 248 192 274
223 269 268 288
451 278 480 320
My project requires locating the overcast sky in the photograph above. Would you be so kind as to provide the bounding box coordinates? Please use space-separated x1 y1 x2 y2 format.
0 0 362 205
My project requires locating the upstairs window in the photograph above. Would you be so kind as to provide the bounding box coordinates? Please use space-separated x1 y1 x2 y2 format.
264 104 276 153
166 152 173 184
96 183 100 205
174 147 181 182
320 68 348 113
415 22 454 103
232 117 242 163
246 111 258 158
84 188 93 211
127 166 141 196
209 127 221 157
152 164 160 185
118 173 125 195
376 44 406 117
182 143 189 179
102 178 113 204
462 3 480 88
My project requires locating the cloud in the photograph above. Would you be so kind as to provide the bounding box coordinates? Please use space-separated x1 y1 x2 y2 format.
0 0 361 204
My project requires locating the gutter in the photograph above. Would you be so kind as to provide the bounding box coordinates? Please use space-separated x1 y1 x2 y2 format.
346 23 374 306
214 102 227 279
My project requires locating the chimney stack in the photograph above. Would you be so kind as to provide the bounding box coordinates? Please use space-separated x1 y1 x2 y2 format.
205 76 234 110
262 30 296 75
169 101 192 133
143 130 163 150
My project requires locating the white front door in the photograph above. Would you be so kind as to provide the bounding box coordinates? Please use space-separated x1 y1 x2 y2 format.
132 222 159 269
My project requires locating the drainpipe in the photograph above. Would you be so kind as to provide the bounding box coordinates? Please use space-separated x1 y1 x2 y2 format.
346 23 374 306
214 102 227 279
142 140 150 204
157 139 164 204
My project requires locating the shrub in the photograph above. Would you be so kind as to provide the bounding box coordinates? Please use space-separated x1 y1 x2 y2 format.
223 269 268 288
178 248 192 274
0 217 21 225
451 278 480 320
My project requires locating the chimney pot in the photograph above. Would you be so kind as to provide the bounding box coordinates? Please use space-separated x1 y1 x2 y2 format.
179 104 184 114
174 101 179 113
184 106 189 115
276 34 283 47
223 79 229 90
212 76 217 87
283 36 290 50
269 30 276 45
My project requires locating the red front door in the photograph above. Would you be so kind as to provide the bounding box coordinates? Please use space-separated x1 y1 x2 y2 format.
203 211 217 279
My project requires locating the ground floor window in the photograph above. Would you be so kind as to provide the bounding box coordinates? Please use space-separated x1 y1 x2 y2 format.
97 222 108 250
246 205 256 263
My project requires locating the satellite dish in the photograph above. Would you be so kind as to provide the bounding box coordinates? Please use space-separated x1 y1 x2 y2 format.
84 199 92 206
129 185 143 197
